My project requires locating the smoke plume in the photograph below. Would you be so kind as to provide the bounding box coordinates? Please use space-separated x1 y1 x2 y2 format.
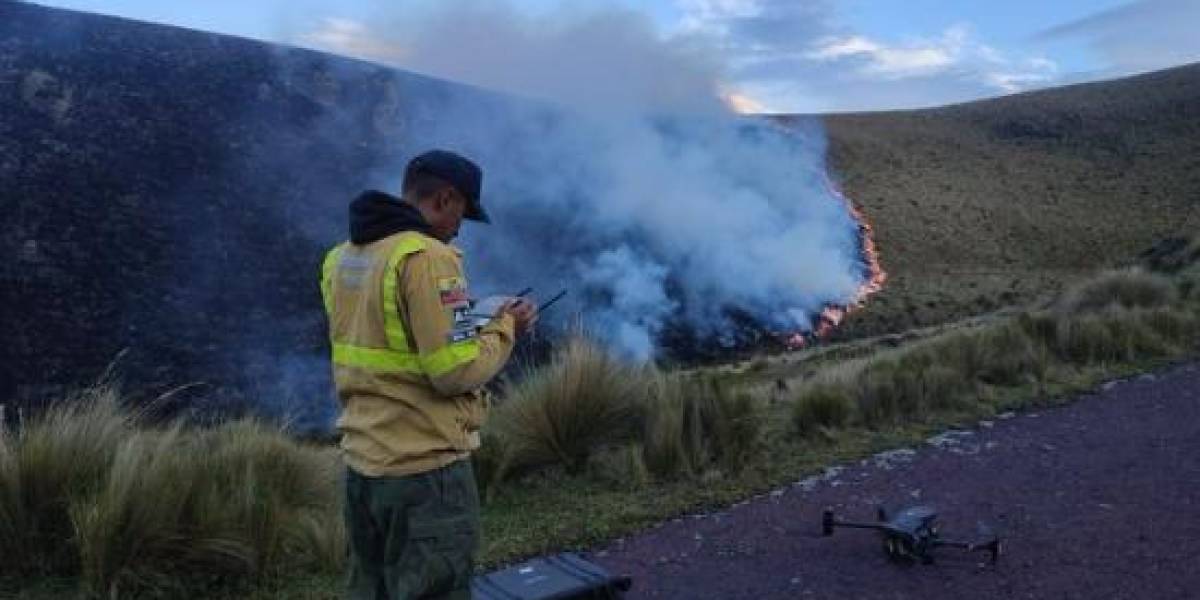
302 2 866 359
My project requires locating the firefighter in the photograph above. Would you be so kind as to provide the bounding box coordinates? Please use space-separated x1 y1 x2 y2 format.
321 149 537 599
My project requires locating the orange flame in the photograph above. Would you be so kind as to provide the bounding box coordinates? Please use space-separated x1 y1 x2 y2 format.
785 179 887 349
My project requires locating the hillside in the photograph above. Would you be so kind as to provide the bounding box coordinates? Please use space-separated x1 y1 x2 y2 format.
818 63 1200 337
4 2 1199 417
0 2 498 422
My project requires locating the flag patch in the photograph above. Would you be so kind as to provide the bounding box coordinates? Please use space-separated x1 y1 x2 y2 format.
438 276 469 307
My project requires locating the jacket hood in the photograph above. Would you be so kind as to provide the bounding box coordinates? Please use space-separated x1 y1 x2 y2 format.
349 190 431 244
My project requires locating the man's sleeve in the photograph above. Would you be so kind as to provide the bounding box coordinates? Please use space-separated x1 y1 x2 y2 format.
400 248 517 397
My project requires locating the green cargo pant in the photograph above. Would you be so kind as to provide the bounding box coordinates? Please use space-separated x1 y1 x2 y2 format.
344 460 480 600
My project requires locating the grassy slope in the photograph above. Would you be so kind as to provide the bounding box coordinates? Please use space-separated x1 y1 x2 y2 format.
9 63 1200 600
811 63 1200 338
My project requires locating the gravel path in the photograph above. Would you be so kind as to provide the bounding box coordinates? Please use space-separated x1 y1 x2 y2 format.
595 363 1200 599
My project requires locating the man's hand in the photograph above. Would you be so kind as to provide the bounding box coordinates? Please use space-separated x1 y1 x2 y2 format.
498 297 538 336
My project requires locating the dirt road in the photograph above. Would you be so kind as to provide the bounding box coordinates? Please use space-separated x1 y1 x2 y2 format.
595 363 1200 599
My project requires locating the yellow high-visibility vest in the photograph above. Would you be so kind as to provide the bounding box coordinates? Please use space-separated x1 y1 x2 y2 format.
321 235 428 374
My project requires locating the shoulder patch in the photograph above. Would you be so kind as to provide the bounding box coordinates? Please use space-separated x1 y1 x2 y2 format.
438 276 469 307
448 327 478 343
448 306 478 342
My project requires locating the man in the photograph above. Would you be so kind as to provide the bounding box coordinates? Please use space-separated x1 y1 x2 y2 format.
320 149 537 599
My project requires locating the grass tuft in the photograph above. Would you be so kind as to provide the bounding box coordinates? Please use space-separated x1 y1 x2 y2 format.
792 384 855 434
493 336 644 476
1057 268 1176 314
640 372 703 479
0 385 344 597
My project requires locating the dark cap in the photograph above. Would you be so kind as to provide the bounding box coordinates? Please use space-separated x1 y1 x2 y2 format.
403 149 489 223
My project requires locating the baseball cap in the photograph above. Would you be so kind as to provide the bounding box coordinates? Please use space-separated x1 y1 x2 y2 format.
403 149 490 223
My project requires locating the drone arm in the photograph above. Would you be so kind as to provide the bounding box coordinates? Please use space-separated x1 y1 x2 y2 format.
934 538 1001 563
833 521 889 530
822 509 886 536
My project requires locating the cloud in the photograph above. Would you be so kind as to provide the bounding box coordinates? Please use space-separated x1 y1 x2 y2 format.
806 26 968 79
674 0 1061 112
1037 0 1200 75
803 24 1057 91
298 0 1066 113
297 17 405 62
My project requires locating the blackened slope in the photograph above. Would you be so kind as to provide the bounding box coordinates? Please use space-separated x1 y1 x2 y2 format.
0 2 483 423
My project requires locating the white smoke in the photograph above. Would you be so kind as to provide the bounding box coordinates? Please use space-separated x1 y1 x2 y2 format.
579 245 677 359
301 1 866 359
300 2 725 115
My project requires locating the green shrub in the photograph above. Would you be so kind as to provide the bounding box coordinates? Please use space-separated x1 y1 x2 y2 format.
493 336 645 475
197 420 341 575
1112 312 1174 359
1057 268 1176 314
70 425 249 597
973 322 1040 386
1017 311 1058 347
0 385 344 596
921 364 971 411
638 373 762 479
641 373 704 479
1050 307 1187 365
1055 312 1122 363
697 382 763 471
792 384 854 434
921 329 988 382
588 443 649 491
1141 307 1200 347
5 385 131 575
855 361 907 427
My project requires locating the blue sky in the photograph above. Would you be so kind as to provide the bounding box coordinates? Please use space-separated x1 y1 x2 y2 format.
32 0 1200 113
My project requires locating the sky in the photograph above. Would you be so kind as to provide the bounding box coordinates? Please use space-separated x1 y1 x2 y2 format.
30 0 1200 113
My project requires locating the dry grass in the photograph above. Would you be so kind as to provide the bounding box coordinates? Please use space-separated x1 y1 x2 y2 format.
489 338 764 485
811 64 1200 340
1056 268 1176 314
703 387 763 471
0 386 343 597
8 260 1200 597
587 442 651 491
640 373 763 478
492 337 645 476
787 265 1200 438
640 372 704 478
792 384 854 433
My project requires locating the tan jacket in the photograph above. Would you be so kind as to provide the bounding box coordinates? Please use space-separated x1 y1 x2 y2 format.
324 230 516 477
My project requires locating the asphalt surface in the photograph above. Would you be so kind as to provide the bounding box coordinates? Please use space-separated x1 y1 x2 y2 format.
595 363 1200 599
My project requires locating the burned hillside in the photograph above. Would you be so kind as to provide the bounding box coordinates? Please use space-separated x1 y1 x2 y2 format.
1 2 496 424
1 3 873 425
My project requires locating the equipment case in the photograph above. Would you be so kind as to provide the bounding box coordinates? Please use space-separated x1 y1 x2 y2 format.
471 552 632 599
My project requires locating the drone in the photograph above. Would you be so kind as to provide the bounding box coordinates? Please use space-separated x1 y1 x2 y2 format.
822 505 1001 565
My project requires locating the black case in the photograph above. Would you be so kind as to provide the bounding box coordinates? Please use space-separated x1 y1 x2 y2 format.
471 552 632 599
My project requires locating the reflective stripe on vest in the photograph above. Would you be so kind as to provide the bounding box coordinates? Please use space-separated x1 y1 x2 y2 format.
322 235 480 376
320 243 344 315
